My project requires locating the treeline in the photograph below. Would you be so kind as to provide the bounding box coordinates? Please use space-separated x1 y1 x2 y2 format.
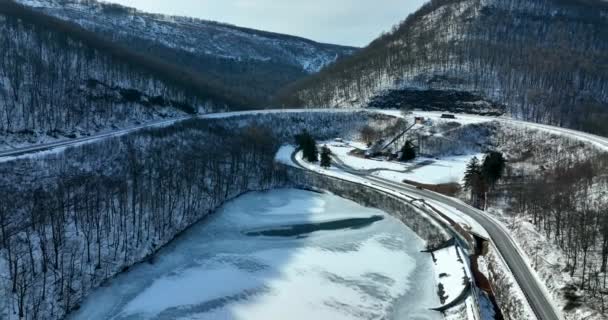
502 155 608 313
0 0 248 138
0 111 378 319
278 0 608 135
489 125 608 315
463 152 506 209
399 119 608 315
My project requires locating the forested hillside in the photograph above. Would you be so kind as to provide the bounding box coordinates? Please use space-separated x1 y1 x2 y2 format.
14 0 356 105
0 0 249 147
279 0 608 135
0 111 387 319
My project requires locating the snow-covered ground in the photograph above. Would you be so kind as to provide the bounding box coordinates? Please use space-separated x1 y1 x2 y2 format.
274 145 298 168
373 154 483 185
324 140 482 185
68 189 442 320
432 246 470 306
494 214 603 320
427 199 490 239
326 141 407 171
372 109 496 125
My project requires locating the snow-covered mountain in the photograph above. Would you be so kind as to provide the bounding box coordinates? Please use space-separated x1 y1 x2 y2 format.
0 0 258 148
14 0 357 105
280 0 608 135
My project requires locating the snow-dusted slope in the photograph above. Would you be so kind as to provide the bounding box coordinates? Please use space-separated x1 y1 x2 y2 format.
14 0 355 101
281 0 608 134
0 2 230 146
16 0 354 73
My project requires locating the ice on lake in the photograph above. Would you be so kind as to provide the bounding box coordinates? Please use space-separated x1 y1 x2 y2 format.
69 189 441 320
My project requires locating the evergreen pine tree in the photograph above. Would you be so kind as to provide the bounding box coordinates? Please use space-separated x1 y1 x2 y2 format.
463 156 485 208
295 130 318 162
463 156 481 190
320 146 332 168
400 140 416 161
304 139 318 162
481 151 506 187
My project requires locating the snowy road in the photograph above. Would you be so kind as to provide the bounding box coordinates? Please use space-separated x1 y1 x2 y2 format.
292 148 564 320
3 109 608 162
0 109 357 161
354 175 561 320
0 116 194 159
405 110 608 151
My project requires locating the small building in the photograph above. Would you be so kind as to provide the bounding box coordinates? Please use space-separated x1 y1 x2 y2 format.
441 114 456 119
414 116 425 124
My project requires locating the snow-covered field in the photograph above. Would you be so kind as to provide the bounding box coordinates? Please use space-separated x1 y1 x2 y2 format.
324 140 482 185
372 154 483 185
68 189 442 320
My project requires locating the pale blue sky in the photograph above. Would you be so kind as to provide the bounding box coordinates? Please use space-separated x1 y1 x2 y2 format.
108 0 428 47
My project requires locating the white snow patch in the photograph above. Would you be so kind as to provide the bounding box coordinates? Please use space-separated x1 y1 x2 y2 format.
324 140 482 185
373 154 484 185
274 145 298 167
372 109 496 125
433 246 469 307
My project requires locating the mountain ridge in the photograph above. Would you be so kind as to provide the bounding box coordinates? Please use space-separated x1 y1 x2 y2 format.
279 0 608 134
0 0 250 149
15 0 357 105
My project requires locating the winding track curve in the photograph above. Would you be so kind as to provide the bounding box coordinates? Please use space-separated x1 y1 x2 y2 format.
4 109 605 320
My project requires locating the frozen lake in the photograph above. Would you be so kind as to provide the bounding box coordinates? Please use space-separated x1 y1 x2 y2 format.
69 189 441 320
